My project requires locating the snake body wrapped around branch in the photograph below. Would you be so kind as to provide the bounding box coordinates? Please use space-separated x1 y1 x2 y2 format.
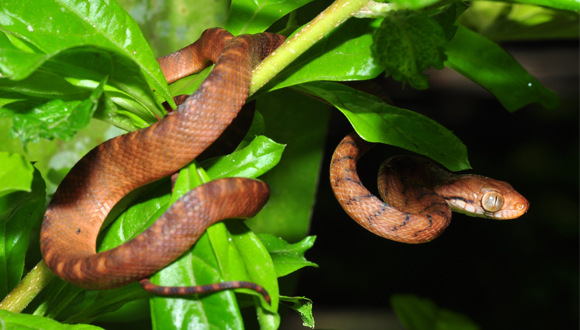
40 29 285 303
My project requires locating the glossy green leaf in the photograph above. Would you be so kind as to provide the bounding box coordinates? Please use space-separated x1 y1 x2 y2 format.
0 152 34 197
0 7 166 136
294 81 470 171
258 234 318 277
166 67 212 99
202 135 285 180
0 75 88 104
63 284 148 324
33 279 83 318
226 0 315 35
0 32 49 80
0 36 164 135
261 18 384 94
372 10 447 89
42 46 163 124
0 166 45 299
151 232 245 330
444 25 559 111
0 309 104 330
225 221 279 300
0 0 172 106
1 77 105 145
391 294 481 330
280 296 314 328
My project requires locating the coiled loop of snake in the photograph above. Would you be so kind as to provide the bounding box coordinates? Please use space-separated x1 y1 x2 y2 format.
330 132 529 243
40 29 286 303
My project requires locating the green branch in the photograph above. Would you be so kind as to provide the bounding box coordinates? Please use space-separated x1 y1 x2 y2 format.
0 261 55 313
249 0 372 95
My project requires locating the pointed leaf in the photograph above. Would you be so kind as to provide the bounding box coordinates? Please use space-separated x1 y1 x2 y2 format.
294 81 470 171
280 296 314 328
444 25 559 111
258 234 318 277
202 135 285 180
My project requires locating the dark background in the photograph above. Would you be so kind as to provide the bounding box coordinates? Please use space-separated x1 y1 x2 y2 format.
282 40 578 330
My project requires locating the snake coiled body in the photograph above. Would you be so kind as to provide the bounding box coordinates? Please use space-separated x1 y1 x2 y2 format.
40 29 285 292
330 132 529 243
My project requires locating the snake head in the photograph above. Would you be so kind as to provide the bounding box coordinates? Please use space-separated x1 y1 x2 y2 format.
442 175 529 220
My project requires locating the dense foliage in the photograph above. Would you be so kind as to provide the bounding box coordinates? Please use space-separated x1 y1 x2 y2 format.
0 0 576 329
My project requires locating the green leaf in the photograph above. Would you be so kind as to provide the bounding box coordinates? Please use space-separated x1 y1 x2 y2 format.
63 284 149 324
151 233 246 329
444 25 559 111
0 33 50 80
224 221 280 303
0 73 88 103
0 167 45 300
294 81 470 171
261 18 384 94
226 0 315 35
511 0 580 12
0 152 34 197
258 234 318 277
280 296 314 328
372 10 447 89
166 67 212 99
0 32 169 135
33 279 83 318
0 309 104 330
247 89 331 241
391 294 481 330
202 135 285 180
1 77 106 145
0 0 172 105
0 166 45 300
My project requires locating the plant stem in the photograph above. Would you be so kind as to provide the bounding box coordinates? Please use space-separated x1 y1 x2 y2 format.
0 261 55 313
249 0 372 95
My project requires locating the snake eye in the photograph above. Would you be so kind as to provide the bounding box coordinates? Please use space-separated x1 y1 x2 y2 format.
482 191 504 212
